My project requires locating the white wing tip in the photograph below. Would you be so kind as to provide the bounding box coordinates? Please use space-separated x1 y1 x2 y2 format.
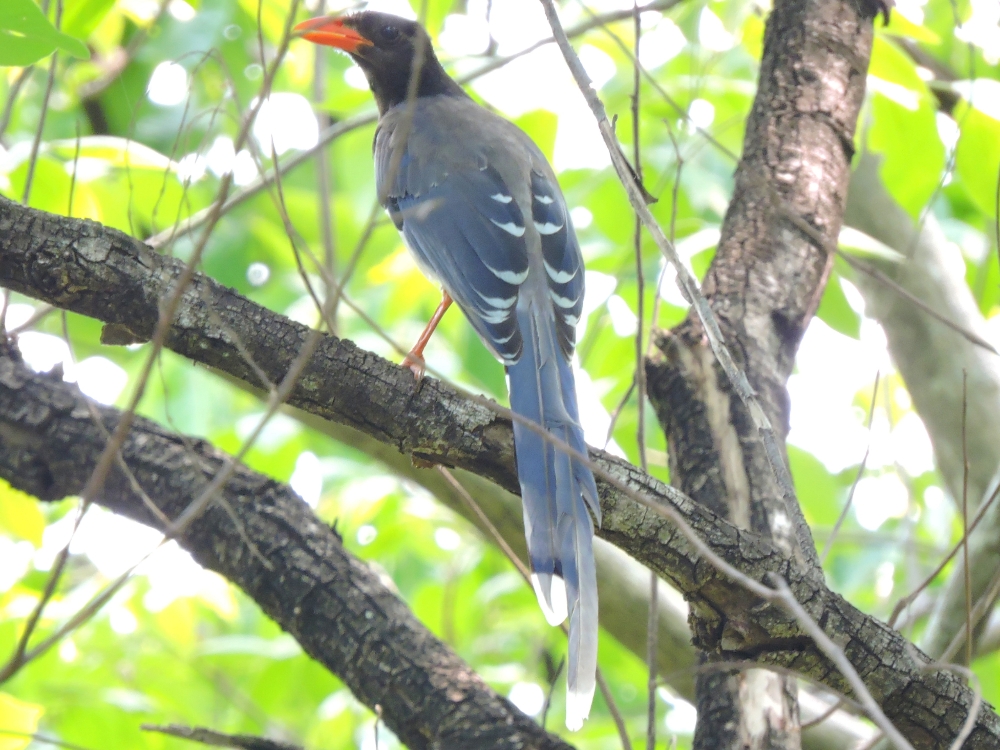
565 683 596 731
531 572 568 626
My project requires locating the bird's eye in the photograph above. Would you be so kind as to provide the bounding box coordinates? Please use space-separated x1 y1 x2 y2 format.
380 24 400 42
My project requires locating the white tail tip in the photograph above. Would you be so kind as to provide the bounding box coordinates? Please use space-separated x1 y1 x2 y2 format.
531 572 568 626
565 682 596 731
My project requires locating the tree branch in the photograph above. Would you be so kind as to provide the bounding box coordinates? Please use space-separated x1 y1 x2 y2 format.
0 348 572 750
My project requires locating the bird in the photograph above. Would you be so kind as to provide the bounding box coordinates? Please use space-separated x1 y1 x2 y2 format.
294 10 601 730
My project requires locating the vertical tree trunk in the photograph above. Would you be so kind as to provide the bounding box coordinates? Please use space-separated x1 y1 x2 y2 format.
645 0 880 746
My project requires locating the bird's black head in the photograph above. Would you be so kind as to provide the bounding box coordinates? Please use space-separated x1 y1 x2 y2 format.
294 11 466 114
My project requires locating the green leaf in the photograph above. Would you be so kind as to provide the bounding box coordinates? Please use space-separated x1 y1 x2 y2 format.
48 136 177 171
816 274 861 339
0 0 89 65
61 0 117 41
838 226 905 262
867 38 945 219
972 650 1000 715
953 100 1000 218
882 11 941 43
0 692 44 750
0 481 46 544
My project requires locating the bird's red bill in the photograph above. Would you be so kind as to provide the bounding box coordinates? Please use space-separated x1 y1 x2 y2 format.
293 16 372 52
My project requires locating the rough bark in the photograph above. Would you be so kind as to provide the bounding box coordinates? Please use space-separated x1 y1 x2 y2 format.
845 154 1000 659
646 0 876 746
0 349 571 750
287 380 871 750
283 403 699 698
2 197 999 748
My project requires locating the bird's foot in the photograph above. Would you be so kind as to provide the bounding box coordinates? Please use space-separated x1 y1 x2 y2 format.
401 351 426 381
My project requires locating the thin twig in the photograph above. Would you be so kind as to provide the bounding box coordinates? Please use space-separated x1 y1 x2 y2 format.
311 0 340 333
573 0 737 163
961 370 972 665
838 251 998 356
5 304 55 335
889 471 1000 627
142 724 302 750
22 54 58 206
76 0 171 100
0 500 91 683
629 7 656 748
541 657 566 730
820 371 880 563
597 668 633 750
799 698 845 731
0 66 34 141
939 565 1000 663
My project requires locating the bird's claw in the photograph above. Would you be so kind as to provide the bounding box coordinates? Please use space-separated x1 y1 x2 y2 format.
402 352 426 381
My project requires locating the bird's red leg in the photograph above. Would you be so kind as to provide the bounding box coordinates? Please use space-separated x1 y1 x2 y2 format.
402 291 452 379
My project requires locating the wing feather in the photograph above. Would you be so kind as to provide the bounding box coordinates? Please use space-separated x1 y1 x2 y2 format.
394 175 528 361
530 170 584 358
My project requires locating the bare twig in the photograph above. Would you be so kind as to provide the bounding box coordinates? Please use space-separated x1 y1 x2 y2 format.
22 54 58 206
939 564 1000 664
597 667 633 750
541 657 566 730
4 303 55 335
311 0 340 332
820 372 880 564
0 67 34 141
77 0 170 100
838 251 998 356
799 697 845 731
0 499 91 683
629 8 657 748
961 370 972 665
142 724 302 750
889 475 1000 627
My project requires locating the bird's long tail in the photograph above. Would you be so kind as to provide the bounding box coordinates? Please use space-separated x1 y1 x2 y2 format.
507 304 600 731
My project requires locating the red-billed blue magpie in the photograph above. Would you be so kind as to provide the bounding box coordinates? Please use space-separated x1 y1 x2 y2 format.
295 10 600 729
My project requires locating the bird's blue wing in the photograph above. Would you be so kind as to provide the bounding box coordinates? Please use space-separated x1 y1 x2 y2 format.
529 169 585 359
376 130 529 362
